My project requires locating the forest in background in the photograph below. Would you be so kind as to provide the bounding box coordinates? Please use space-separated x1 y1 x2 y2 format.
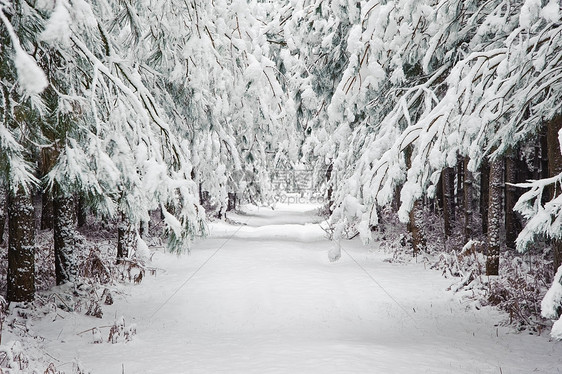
1 0 562 354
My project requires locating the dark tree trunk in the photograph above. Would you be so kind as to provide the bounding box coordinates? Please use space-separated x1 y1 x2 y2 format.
199 185 212 212
435 174 444 213
227 192 237 212
392 186 401 212
117 215 136 262
39 147 58 231
504 154 521 250
480 160 490 235
0 186 6 244
441 167 455 237
199 183 205 206
456 156 464 211
486 159 503 276
547 116 562 272
463 157 473 243
326 163 334 213
53 187 77 285
76 193 87 227
534 133 542 181
409 199 426 254
7 187 35 302
404 147 426 254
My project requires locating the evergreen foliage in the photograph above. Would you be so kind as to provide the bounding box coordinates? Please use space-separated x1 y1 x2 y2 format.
1 0 562 339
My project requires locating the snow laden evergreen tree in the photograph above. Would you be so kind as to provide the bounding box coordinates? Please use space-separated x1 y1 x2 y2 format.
275 0 562 337
0 0 294 297
40 0 292 257
42 0 209 257
208 0 296 209
131 0 292 213
0 0 49 301
269 0 359 220
230 0 296 206
276 1 491 249
0 0 210 285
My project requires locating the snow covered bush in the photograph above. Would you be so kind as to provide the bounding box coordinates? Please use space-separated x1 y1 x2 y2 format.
0 340 88 373
541 265 562 339
79 249 112 285
107 317 136 344
374 207 552 332
0 341 30 372
487 253 551 332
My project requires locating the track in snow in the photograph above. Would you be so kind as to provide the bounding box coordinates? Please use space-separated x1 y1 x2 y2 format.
37 204 561 373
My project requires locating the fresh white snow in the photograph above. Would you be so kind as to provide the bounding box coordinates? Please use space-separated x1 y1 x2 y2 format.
29 204 562 373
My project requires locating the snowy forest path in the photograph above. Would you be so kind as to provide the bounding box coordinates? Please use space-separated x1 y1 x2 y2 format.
37 204 560 373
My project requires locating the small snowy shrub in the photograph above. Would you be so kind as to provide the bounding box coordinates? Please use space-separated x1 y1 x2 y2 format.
92 328 103 344
43 362 64 374
107 317 136 344
116 259 145 284
85 296 103 319
79 249 113 284
328 241 341 262
134 236 150 263
541 265 562 339
376 207 552 332
101 288 113 305
0 342 68 373
486 252 551 331
0 341 29 372
72 360 91 374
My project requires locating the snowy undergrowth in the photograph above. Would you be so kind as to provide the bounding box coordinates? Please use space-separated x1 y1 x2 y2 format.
369 206 553 335
0 217 163 373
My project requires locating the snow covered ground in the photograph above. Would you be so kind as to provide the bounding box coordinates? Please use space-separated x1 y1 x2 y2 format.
30 204 562 373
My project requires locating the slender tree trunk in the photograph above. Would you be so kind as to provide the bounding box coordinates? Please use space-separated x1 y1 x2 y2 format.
534 134 542 181
457 157 464 211
117 214 136 262
7 187 35 302
404 147 427 254
39 148 57 231
505 154 520 250
0 186 6 244
77 193 87 227
199 185 212 213
486 159 503 276
392 186 401 212
435 174 444 214
199 183 205 206
442 167 455 237
480 160 490 235
326 163 334 214
463 157 473 243
547 116 562 272
409 199 426 254
53 187 77 285
227 192 237 212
